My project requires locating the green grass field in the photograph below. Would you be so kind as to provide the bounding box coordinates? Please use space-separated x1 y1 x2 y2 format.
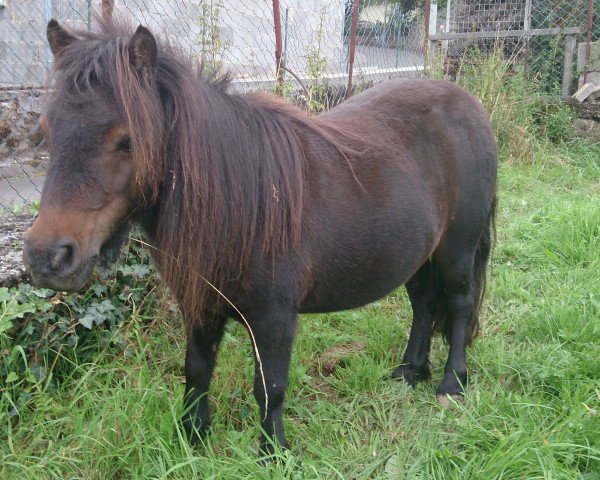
2 138 599 478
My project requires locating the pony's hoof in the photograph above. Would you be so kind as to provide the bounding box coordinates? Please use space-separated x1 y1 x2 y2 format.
437 394 464 408
257 437 290 464
392 364 431 386
181 418 212 446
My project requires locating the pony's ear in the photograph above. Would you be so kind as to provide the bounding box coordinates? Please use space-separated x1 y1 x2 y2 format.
127 26 158 84
47 19 76 56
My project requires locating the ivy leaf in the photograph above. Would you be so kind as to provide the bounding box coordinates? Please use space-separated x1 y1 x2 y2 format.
78 300 116 329
118 264 151 279
92 284 107 297
0 287 11 302
29 288 55 298
1 299 37 328
0 317 12 335
78 314 95 330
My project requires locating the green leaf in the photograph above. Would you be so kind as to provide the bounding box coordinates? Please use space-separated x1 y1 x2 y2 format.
0 317 12 335
118 264 151 279
1 299 37 326
92 284 107 297
78 314 95 330
78 300 116 329
0 287 11 302
543 248 560 262
6 372 19 383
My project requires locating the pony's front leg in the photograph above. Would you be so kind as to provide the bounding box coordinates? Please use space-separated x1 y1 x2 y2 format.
182 319 226 445
247 308 297 455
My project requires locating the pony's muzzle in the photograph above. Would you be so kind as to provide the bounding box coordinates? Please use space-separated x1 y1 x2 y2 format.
22 233 84 291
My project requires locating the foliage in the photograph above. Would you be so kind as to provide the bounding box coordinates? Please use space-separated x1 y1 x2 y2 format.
535 100 577 143
196 0 230 77
303 6 329 113
0 236 165 418
428 41 579 161
528 34 568 96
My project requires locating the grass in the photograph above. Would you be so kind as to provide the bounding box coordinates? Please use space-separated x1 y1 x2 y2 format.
1 138 598 479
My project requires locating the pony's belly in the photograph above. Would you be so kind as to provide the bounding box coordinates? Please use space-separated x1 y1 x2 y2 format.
298 253 420 314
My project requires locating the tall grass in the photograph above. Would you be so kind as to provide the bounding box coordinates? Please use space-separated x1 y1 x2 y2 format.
429 42 577 161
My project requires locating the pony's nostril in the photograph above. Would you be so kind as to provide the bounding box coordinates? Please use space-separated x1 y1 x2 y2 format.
51 240 77 273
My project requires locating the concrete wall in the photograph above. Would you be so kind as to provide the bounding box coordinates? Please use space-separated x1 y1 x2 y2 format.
578 41 600 88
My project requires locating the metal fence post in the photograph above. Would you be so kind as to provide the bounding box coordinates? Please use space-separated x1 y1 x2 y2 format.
102 0 114 21
272 0 284 95
424 0 431 55
44 0 53 67
346 0 359 99
87 0 92 30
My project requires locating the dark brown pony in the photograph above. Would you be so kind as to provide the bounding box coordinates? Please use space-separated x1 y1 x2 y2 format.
23 18 497 454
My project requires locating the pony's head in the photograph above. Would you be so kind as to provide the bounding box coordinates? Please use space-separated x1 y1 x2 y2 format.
23 19 163 291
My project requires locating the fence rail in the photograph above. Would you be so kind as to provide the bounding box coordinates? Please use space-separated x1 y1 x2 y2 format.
430 26 584 40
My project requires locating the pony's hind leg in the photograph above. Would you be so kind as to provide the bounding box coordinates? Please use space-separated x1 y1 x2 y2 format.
392 260 444 386
182 318 226 445
435 255 475 401
434 207 493 402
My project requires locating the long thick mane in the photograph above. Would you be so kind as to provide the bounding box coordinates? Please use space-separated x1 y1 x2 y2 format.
49 17 359 323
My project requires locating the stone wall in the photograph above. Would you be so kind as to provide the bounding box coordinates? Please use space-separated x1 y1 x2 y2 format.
571 99 600 143
0 214 32 287
0 89 44 159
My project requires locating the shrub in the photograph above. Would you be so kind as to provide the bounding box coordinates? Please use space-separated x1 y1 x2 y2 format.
0 235 165 417
428 42 580 161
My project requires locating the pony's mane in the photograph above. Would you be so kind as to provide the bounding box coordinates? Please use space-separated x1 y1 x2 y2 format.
48 16 361 322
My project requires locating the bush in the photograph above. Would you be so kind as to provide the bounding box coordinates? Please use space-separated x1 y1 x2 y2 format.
0 235 165 418
428 42 580 161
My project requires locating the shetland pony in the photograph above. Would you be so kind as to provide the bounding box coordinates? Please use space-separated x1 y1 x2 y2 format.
23 18 497 454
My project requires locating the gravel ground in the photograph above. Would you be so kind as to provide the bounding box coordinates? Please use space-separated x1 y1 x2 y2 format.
0 213 32 287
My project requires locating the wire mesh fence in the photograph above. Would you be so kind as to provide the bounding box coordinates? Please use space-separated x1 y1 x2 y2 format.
0 0 429 215
429 0 596 95
0 0 597 217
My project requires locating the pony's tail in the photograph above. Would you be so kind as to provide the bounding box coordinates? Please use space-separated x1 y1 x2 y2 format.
467 195 497 345
433 196 497 345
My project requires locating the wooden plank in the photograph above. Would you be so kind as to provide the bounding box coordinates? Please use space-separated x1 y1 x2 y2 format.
430 27 584 41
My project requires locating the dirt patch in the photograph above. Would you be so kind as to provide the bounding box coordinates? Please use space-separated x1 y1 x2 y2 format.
0 214 33 287
318 342 367 376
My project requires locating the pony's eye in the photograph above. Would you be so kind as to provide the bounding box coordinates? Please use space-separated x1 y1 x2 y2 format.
116 136 131 153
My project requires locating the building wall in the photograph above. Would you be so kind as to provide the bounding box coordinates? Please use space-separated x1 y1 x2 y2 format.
0 0 347 87
0 0 91 87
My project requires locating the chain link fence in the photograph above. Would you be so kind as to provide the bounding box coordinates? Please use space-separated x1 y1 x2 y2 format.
0 0 597 216
1 0 428 215
429 0 596 95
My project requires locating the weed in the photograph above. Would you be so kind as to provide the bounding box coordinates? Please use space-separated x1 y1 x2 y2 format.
304 6 329 113
197 0 230 77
